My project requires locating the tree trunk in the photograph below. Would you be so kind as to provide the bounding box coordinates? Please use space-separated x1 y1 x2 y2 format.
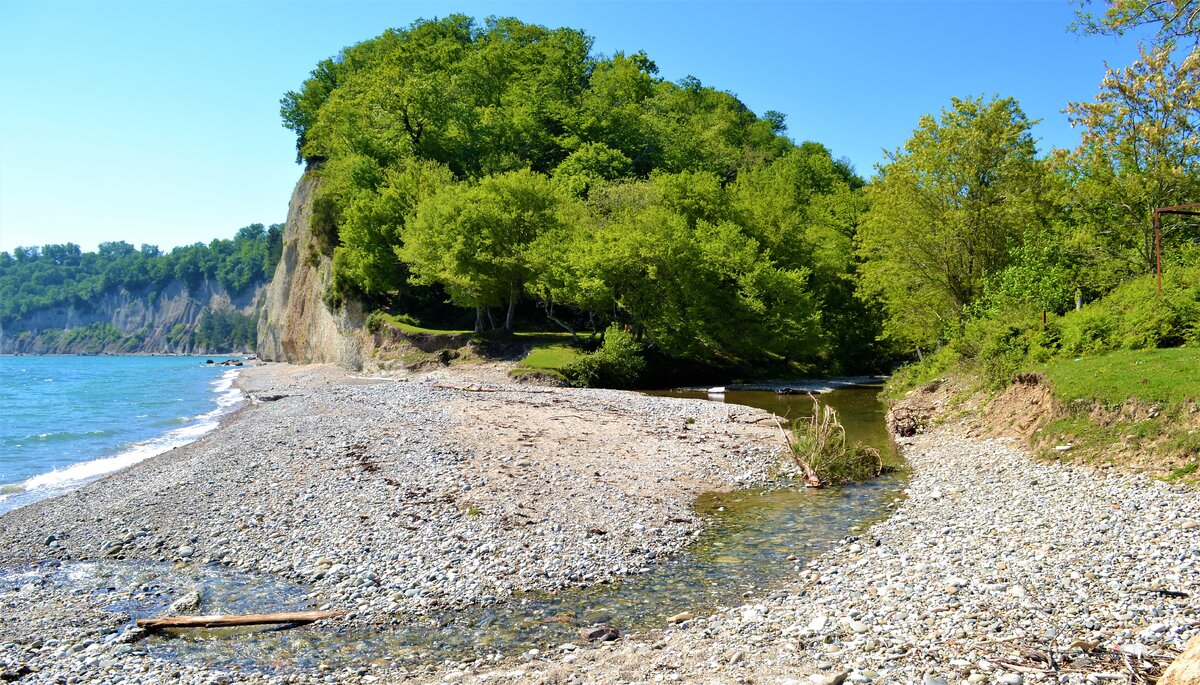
544 303 579 341
504 281 520 333
474 306 484 334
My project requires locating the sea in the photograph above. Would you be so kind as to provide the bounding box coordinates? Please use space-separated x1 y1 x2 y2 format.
0 355 243 515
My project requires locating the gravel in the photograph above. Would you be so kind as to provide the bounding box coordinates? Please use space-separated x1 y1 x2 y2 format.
497 430 1200 684
0 362 780 684
2 362 1196 684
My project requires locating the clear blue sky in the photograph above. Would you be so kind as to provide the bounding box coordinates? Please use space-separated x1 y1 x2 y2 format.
0 0 1149 254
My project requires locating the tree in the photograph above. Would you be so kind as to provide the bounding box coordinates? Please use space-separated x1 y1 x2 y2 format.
400 169 570 332
332 159 455 299
1060 45 1200 277
1073 0 1200 46
857 96 1049 350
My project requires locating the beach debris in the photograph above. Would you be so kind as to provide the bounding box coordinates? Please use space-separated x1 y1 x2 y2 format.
136 610 345 631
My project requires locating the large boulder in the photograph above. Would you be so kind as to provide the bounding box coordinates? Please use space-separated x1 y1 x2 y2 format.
1160 633 1200 685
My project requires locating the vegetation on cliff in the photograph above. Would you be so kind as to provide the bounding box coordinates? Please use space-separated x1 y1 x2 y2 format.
281 15 884 378
0 224 281 352
281 6 1196 388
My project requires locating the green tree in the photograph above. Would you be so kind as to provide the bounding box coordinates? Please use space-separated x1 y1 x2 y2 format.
1060 46 1200 278
858 96 1049 350
1073 0 1200 45
400 169 570 332
332 159 455 300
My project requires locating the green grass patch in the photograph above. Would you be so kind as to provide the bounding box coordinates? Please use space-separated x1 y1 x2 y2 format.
1040 348 1200 408
518 342 584 371
381 314 472 336
1168 460 1199 481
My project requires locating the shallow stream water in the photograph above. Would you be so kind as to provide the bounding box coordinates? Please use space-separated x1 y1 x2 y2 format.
8 384 906 672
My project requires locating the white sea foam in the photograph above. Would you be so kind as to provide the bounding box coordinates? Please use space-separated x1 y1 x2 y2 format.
0 366 244 513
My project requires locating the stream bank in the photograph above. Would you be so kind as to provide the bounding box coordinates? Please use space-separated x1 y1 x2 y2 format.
3 364 883 683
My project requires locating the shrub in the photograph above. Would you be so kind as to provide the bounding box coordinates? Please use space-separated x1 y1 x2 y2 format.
788 395 884 486
365 310 386 334
565 325 646 388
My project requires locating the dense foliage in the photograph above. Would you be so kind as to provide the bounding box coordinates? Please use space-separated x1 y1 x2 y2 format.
864 2 1198 389
282 15 885 374
285 7 1196 384
0 224 282 326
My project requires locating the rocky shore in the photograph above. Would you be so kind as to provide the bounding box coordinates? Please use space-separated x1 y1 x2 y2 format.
466 433 1200 685
0 363 781 684
1 363 1197 685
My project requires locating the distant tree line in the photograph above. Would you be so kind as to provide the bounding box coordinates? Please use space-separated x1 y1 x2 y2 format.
0 224 283 327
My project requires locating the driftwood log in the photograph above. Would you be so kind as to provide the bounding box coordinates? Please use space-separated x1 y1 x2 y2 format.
136 610 344 630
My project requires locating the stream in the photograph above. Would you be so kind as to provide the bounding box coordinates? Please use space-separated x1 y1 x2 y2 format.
10 383 907 672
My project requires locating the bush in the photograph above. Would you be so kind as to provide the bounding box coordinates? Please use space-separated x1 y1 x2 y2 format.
564 325 646 388
366 310 386 334
788 396 884 486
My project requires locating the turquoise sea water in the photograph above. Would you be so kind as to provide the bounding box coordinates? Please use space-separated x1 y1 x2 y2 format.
0 356 242 515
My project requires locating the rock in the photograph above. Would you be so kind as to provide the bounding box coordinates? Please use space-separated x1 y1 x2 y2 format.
808 614 829 632
169 589 201 614
741 608 763 622
177 546 194 558
846 619 869 634
810 672 848 685
666 612 694 624
921 678 947 685
997 674 1022 685
579 625 620 642
1159 633 1200 685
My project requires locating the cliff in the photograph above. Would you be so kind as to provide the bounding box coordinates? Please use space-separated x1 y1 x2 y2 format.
0 279 262 355
256 171 371 369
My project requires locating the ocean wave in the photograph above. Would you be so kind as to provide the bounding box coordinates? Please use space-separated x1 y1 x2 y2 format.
0 367 244 513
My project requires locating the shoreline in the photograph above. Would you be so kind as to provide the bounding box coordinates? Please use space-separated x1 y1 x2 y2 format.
1 363 1195 684
0 359 247 516
0 362 784 683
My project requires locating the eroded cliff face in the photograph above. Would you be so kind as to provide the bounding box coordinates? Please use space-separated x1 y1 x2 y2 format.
256 171 370 370
0 280 261 355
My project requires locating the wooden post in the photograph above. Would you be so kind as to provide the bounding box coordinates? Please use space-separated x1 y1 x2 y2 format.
1155 210 1163 296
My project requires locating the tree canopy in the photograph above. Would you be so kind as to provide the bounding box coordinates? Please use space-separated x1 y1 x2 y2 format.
282 15 885 372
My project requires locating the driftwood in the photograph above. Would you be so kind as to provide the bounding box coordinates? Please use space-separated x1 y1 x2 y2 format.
136 610 344 630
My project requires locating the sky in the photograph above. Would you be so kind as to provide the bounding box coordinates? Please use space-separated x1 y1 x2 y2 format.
0 0 1152 254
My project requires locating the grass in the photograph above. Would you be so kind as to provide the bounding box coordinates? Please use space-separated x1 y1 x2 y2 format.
381 314 472 336
518 342 584 370
1039 347 1200 408
788 396 886 486
380 313 580 339
1028 348 1200 478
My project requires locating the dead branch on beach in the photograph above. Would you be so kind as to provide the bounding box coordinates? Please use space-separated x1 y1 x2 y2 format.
137 610 345 631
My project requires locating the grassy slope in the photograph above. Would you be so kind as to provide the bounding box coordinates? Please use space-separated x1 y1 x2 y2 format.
377 313 583 378
1040 348 1200 407
1035 348 1200 479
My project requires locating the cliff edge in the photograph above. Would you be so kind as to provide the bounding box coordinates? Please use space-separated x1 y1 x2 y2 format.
257 171 369 369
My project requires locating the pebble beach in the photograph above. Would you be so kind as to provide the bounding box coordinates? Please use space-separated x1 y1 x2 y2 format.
0 363 1196 684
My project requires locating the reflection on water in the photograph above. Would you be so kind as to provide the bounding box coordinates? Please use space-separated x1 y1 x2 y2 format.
13 384 905 672
647 384 899 465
